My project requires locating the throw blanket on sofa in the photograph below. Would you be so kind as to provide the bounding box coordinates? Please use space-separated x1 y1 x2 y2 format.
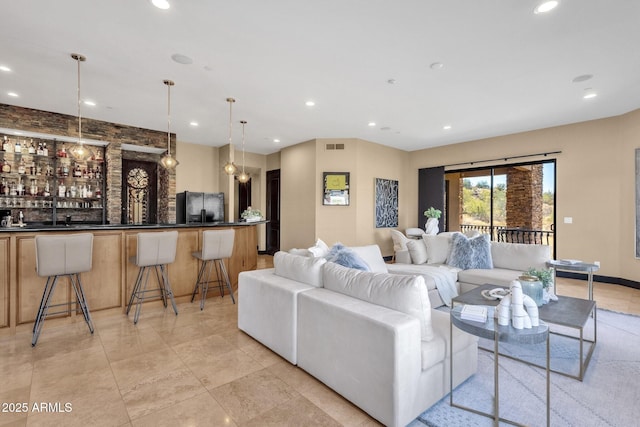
386 264 459 306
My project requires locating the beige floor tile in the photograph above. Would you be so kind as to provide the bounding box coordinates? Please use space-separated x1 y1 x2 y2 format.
239 340 283 367
0 417 27 427
27 367 130 427
299 380 370 427
30 322 101 363
131 391 237 427
268 360 323 393
240 394 341 427
98 324 170 363
211 368 299 424
110 348 205 419
179 347 263 390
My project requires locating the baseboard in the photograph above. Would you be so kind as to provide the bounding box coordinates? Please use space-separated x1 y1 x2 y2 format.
556 271 640 290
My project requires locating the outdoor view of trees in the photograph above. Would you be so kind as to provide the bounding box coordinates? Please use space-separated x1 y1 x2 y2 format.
462 177 555 230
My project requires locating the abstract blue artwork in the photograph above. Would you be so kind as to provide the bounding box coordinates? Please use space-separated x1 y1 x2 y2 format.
375 178 398 228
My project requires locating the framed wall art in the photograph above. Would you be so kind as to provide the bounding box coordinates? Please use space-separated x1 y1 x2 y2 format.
375 178 398 228
323 172 350 206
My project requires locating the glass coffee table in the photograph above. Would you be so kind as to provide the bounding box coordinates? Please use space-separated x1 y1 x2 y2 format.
452 284 597 381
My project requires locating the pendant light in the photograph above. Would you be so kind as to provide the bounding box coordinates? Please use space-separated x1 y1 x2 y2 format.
237 120 250 183
70 53 92 161
223 97 237 175
159 79 179 169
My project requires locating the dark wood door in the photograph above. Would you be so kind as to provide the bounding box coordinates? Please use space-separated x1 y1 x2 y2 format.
418 166 445 230
238 177 251 214
266 169 280 254
121 159 158 224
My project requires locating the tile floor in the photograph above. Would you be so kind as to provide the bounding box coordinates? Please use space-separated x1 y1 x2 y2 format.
1 255 639 426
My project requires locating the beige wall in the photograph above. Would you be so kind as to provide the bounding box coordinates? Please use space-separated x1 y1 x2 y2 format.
280 138 411 256
175 141 219 193
407 109 640 282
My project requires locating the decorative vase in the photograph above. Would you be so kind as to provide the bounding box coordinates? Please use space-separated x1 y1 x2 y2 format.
425 218 439 235
518 275 544 306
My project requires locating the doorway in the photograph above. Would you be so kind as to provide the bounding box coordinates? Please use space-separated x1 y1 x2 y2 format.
266 169 280 254
121 159 158 224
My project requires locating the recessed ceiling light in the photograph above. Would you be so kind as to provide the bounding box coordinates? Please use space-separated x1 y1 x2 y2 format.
305 101 315 107
387 79 396 85
380 126 391 131
189 121 198 126
430 62 444 70
443 125 452 130
534 1 559 14
572 74 593 83
83 100 96 106
273 139 281 143
171 53 193 65
583 92 597 99
151 0 170 10
368 122 376 127
7 92 18 97
0 66 11 72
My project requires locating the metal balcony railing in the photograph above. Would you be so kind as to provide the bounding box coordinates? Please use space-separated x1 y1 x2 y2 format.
459 224 555 247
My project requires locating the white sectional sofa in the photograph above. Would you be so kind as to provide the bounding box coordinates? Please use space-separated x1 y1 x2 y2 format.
391 232 551 306
238 247 478 427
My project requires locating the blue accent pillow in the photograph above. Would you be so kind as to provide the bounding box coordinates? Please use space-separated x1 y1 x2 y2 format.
325 243 371 271
447 233 493 270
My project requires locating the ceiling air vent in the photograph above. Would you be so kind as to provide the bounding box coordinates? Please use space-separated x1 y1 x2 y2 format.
335 144 345 150
326 143 335 150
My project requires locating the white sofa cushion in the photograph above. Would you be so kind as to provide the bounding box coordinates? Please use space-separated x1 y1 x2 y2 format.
491 241 550 271
406 239 428 264
350 244 389 273
274 251 326 287
308 238 330 257
457 267 525 287
323 262 434 342
422 234 453 264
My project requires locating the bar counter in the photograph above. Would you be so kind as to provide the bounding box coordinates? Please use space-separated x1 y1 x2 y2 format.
0 221 265 334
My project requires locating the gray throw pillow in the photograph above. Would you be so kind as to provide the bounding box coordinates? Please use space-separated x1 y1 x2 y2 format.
447 233 493 270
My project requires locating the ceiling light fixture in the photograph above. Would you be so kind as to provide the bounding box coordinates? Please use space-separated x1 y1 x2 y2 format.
368 122 376 127
159 79 179 169
0 66 11 72
534 1 559 14
189 121 198 126
69 53 92 161
430 62 444 70
305 100 315 107
443 125 452 130
223 98 237 175
273 139 280 143
583 92 597 100
237 120 250 184
83 100 96 106
7 92 18 97
151 0 170 10
572 74 593 83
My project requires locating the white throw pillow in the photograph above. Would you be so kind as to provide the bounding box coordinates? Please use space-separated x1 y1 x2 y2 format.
350 244 388 273
406 239 428 264
323 262 434 342
422 234 453 264
274 251 326 287
308 238 330 257
288 248 312 257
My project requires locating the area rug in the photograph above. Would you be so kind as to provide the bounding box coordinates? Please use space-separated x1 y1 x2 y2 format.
416 309 640 427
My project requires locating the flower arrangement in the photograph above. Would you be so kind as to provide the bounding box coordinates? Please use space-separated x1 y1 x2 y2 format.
423 207 442 219
525 267 553 289
241 207 262 220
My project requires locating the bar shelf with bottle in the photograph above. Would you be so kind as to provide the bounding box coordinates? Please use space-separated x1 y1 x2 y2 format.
0 132 106 225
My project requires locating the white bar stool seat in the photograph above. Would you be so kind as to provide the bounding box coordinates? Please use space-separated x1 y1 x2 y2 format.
32 233 94 346
191 229 235 310
126 231 179 324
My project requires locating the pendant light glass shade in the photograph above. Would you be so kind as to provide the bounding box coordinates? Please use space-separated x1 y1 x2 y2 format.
237 120 249 183
223 97 237 175
70 53 93 161
159 79 179 169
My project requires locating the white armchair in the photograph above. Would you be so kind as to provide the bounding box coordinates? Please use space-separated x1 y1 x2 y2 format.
390 229 410 262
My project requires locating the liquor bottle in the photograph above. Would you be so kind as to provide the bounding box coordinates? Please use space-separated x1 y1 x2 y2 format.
3 137 13 153
1 159 10 173
62 163 70 177
95 186 101 199
73 164 82 178
1 136 5 152
70 182 77 198
17 159 26 175
28 139 36 154
14 139 21 154
43 181 50 197
1 178 6 194
58 181 66 198
36 141 44 156
42 142 48 157
29 161 36 175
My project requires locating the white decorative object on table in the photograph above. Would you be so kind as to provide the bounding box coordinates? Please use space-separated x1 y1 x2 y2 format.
241 207 262 222
423 207 441 235
495 280 539 330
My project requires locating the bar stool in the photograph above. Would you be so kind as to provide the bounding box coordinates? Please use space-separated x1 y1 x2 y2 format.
126 231 179 324
191 229 235 310
32 233 94 346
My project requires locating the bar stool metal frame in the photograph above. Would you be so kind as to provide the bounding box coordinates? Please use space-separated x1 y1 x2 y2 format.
126 231 179 324
191 229 236 310
32 233 95 347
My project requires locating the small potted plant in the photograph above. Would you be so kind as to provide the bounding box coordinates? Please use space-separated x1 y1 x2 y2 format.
423 207 442 235
524 267 555 304
241 207 263 222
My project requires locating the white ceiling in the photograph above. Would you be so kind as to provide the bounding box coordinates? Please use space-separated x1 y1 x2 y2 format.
1 1 639 155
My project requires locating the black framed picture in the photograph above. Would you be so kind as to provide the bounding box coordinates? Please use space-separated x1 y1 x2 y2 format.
323 172 350 206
